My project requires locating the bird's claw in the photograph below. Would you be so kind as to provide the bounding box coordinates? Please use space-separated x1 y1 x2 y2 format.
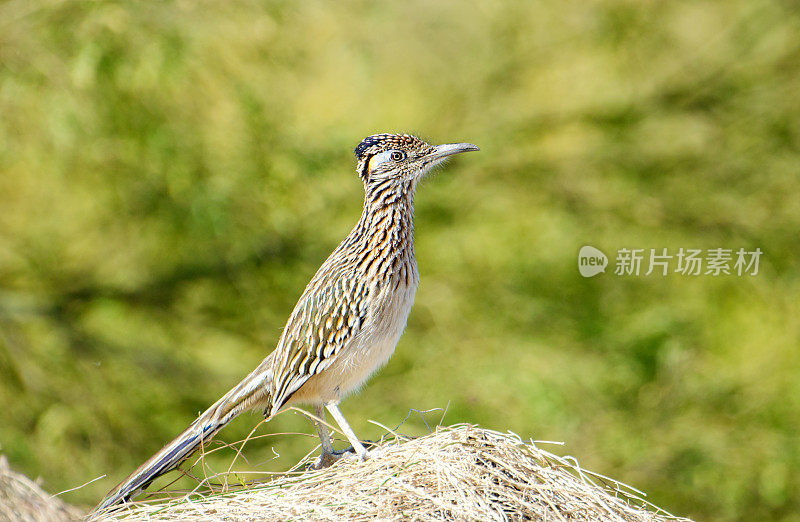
309 441 380 469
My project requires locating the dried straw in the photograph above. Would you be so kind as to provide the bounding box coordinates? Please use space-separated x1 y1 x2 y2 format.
0 455 82 522
94 423 692 521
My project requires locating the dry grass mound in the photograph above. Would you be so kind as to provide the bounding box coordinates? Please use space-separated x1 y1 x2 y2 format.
0 455 82 522
95 424 691 521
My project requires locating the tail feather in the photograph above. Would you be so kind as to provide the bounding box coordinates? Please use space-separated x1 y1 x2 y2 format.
93 360 273 513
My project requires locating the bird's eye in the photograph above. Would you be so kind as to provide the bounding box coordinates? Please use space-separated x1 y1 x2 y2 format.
390 150 405 162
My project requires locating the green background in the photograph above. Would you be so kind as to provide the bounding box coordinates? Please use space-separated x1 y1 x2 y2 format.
1 1 798 520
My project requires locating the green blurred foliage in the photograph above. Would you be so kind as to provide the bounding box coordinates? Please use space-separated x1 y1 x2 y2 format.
1 1 799 520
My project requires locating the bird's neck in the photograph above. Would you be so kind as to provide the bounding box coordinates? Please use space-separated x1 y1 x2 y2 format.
363 177 416 214
361 179 416 247
348 179 417 280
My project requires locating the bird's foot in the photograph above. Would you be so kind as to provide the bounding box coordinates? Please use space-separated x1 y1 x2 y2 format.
310 451 341 470
309 440 380 469
342 439 381 461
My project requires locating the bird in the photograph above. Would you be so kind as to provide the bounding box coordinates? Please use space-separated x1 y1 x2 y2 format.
93 133 479 513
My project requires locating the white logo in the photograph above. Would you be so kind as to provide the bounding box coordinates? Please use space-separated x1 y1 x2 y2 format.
578 245 608 277
578 246 762 277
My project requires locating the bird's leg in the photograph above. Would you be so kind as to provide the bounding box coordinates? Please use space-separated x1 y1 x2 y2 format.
314 404 334 455
326 402 368 460
311 404 339 469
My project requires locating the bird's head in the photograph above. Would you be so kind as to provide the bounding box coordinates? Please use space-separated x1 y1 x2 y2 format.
354 133 479 186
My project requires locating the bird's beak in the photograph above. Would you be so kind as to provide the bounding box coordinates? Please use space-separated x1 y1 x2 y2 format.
426 142 480 162
415 142 479 178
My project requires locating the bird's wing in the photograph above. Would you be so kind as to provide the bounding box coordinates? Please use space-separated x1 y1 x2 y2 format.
268 263 370 414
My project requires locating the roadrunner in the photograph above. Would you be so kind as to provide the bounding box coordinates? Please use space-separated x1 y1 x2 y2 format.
94 133 479 511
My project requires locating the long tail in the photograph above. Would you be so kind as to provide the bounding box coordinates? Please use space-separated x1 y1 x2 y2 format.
93 357 274 514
